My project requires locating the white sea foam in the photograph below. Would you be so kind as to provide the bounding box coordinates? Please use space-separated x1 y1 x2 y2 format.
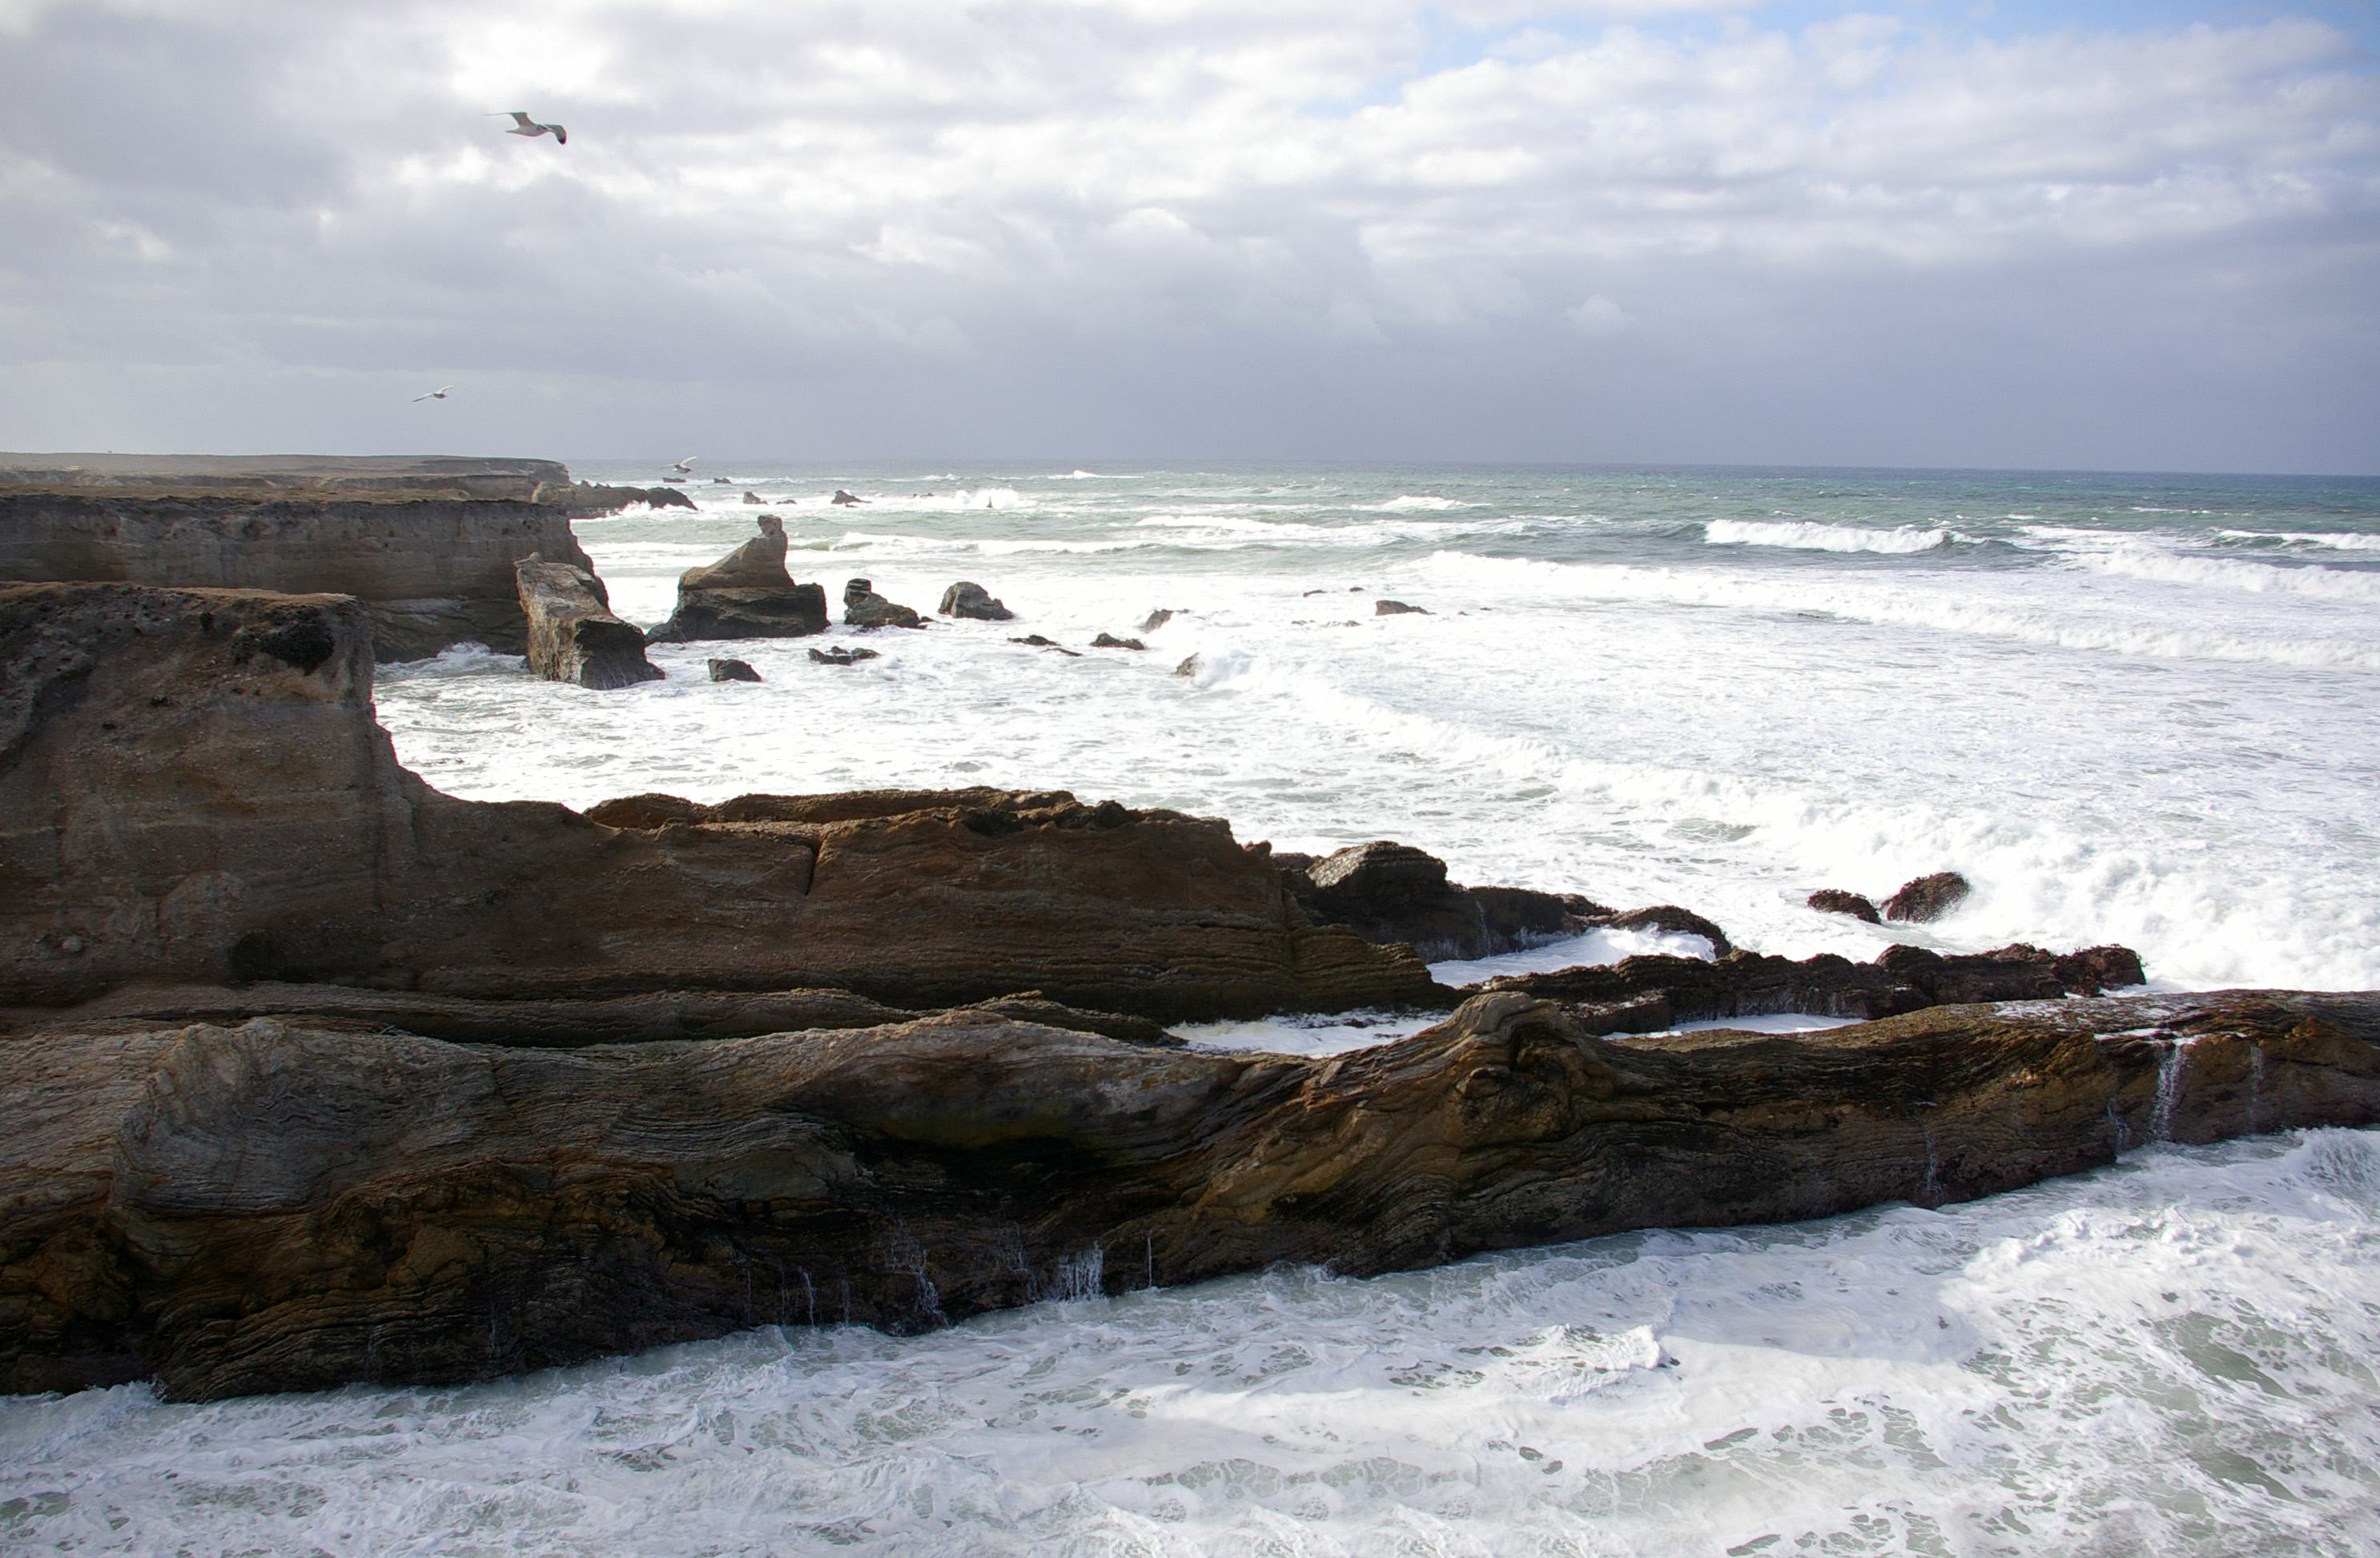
1704 519 1948 553
2085 544 2380 600
5 1130 2374 1556
2216 529 2380 551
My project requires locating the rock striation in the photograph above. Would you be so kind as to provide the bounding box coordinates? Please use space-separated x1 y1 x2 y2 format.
644 516 829 644
0 583 1429 1021
0 454 643 661
1277 841 1608 962
3 988 2372 1399
516 556 665 689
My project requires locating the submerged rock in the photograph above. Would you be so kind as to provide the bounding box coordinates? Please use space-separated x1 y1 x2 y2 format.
1092 632 1146 650
809 645 880 665
5 989 2372 1399
1807 889 1883 923
1375 600 1428 616
645 516 829 644
707 658 762 682
1883 871 1972 923
939 581 1015 620
1140 608 1175 632
1013 634 1081 657
832 489 867 506
516 554 664 689
844 578 922 628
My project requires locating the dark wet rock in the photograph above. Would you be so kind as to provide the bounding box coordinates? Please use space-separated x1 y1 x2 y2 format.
1603 905 1735 957
939 581 1015 620
1884 871 1972 923
1092 633 1146 650
844 578 922 628
707 658 762 683
966 992 1184 1049
743 491 765 504
515 554 664 689
2055 944 2148 994
831 489 867 506
7 989 2373 1399
1375 600 1429 616
645 516 830 644
647 487 698 510
809 645 881 666
1174 654 1199 676
1140 609 1175 632
1807 889 1882 923
1477 938 2148 1032
1013 635 1081 657
1286 841 1606 963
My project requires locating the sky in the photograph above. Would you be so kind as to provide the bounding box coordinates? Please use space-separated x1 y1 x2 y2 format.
1 0 2375 471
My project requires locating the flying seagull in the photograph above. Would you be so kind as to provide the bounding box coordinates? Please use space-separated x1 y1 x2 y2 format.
501 111 567 145
413 386 452 402
673 456 698 473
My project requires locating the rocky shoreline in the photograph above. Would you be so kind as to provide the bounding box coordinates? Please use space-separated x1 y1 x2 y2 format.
3 460 2375 1404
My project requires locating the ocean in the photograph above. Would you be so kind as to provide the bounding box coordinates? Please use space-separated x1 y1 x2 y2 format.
5 463 2376 1553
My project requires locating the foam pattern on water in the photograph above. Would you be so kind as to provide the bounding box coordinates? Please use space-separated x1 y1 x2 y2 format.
373 467 2380 993
5 1129 2375 1556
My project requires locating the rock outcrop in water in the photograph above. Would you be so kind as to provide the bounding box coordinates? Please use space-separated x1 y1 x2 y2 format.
0 454 653 661
517 556 665 689
0 583 1428 1019
1277 841 1610 962
3 988 2372 1399
842 578 921 628
644 516 830 644
1884 870 1972 922
939 581 1013 620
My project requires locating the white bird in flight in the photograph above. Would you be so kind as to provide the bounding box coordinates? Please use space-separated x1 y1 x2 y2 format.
414 386 452 402
502 111 567 145
673 456 698 473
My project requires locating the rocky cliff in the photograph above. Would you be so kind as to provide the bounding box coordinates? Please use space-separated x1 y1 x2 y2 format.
0 582 1429 1020
0 455 668 661
2 988 2371 1399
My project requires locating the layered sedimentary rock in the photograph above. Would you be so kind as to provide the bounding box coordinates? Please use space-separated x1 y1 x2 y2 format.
3 989 2371 1399
1278 841 1609 962
1481 941 2146 1033
0 455 648 661
0 583 1428 1020
644 516 829 644
517 556 665 689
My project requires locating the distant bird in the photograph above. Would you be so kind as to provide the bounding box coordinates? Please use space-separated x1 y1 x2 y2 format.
413 386 452 402
673 457 698 473
501 111 567 146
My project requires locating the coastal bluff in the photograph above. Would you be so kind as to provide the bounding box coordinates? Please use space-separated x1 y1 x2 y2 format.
0 581 1429 1019
0 454 677 661
2 577 2375 1404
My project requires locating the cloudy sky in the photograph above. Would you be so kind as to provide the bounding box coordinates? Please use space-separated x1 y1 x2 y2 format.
2 0 2374 470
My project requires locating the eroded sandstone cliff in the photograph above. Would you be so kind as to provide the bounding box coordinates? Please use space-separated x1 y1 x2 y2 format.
0 455 669 661
0 582 1429 1019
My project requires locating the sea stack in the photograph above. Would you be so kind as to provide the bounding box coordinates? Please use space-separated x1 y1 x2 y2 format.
645 515 830 643
516 556 665 689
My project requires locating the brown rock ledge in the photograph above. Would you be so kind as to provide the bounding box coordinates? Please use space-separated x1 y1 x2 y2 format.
0 582 1429 1020
2 989 2371 1399
0 454 672 661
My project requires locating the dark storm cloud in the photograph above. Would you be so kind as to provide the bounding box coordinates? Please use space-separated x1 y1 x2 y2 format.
1 0 2374 469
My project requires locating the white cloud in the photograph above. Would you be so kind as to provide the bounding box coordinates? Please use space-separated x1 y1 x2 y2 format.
0 1 2372 466
1566 294 1633 335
